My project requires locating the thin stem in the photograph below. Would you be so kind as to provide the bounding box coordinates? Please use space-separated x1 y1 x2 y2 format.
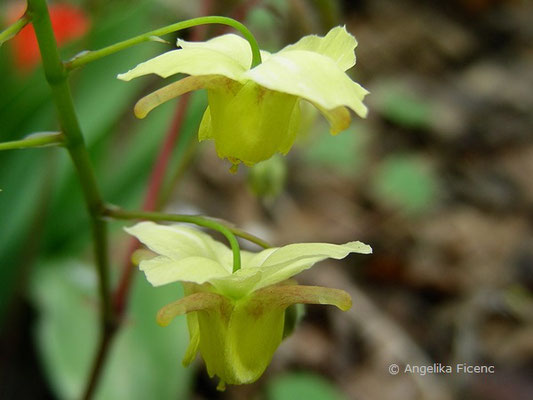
144 93 192 211
28 0 111 321
0 13 31 45
106 206 270 249
104 207 244 272
26 3 114 399
64 16 262 71
224 225 270 249
81 324 116 400
0 132 65 151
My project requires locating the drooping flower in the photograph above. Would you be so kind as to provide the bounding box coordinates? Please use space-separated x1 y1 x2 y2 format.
118 26 368 169
125 222 371 389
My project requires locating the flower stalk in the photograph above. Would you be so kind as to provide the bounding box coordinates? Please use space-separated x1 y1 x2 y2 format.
27 0 112 324
104 207 277 272
64 16 262 71
0 13 31 46
0 132 65 151
26 2 114 398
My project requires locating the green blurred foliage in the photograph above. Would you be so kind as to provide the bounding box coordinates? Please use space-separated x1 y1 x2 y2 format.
30 259 192 400
0 1 204 317
303 123 370 177
371 154 441 216
374 84 432 130
0 2 205 397
266 372 347 400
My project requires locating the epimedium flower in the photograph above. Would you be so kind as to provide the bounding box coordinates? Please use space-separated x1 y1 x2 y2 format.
125 222 371 389
118 26 368 170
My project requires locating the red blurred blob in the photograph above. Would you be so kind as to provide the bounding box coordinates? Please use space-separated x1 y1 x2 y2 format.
7 2 90 72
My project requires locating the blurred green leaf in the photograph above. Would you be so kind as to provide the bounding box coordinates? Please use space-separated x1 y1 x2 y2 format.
265 372 347 400
0 0 163 319
381 88 432 130
0 150 49 318
30 259 192 400
372 154 440 215
302 124 369 176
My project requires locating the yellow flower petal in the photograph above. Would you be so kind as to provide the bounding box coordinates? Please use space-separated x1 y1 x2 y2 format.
177 34 252 70
280 26 357 71
252 241 372 290
245 50 368 118
117 37 248 82
139 256 230 287
125 222 233 269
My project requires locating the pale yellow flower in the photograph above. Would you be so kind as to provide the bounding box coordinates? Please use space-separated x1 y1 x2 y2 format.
118 26 368 169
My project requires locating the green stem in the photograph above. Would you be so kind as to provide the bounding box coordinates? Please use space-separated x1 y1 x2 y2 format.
0 132 65 151
65 16 262 71
0 14 31 45
225 225 271 250
103 207 269 272
27 0 112 325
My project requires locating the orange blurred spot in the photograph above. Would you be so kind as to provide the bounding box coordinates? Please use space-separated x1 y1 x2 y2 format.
6 2 90 72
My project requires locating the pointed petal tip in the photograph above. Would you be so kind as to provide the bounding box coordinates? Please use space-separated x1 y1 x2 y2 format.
116 72 131 82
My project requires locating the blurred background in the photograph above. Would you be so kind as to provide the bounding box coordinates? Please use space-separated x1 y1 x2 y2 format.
1 0 532 399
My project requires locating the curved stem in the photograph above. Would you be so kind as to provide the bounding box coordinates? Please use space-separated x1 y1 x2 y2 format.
65 16 262 71
224 224 270 250
104 207 244 271
105 206 270 249
0 13 31 46
0 132 64 151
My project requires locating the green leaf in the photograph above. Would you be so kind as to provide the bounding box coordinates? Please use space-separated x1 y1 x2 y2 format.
30 259 192 400
266 372 347 400
0 151 49 319
372 154 440 215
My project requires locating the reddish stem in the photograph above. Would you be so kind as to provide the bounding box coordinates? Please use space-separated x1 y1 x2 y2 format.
113 93 192 316
112 0 215 318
